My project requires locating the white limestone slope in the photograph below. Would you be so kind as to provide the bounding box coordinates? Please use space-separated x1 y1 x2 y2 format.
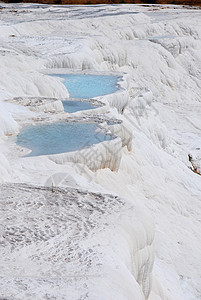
0 3 200 300
0 183 154 300
48 137 123 172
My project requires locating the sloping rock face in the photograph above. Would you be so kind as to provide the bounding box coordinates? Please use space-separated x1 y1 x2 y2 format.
0 183 154 300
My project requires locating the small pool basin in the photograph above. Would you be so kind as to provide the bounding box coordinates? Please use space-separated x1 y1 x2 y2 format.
16 121 113 157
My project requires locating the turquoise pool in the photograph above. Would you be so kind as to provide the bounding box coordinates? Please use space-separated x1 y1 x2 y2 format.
55 73 119 99
17 122 113 157
16 73 119 156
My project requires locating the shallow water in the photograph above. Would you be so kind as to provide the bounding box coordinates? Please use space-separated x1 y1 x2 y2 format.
62 100 96 113
16 122 113 157
54 74 119 99
16 74 118 156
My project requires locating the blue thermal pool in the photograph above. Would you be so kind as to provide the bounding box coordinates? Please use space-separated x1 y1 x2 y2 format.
54 74 119 99
16 74 119 156
16 122 113 157
62 100 97 113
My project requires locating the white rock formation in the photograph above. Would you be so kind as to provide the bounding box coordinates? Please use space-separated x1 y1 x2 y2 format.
0 3 200 300
0 183 155 300
96 88 129 113
49 137 122 172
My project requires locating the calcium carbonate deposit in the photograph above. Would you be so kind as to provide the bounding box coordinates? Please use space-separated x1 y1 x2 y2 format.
0 3 201 300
